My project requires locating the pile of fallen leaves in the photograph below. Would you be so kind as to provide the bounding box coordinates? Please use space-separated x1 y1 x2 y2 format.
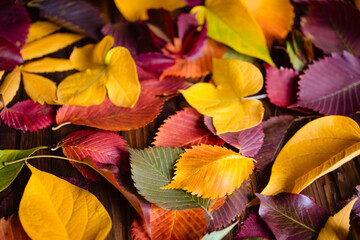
1 0 360 239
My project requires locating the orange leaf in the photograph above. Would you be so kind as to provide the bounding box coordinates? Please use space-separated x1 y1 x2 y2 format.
162 144 254 198
0 215 30 240
208 196 227 213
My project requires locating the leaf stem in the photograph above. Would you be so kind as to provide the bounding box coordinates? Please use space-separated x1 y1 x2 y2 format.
3 155 86 166
52 122 71 131
243 94 267 100
201 206 213 220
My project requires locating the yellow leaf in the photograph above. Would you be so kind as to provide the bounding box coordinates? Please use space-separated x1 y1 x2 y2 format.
191 0 274 65
0 71 4 79
242 0 294 46
22 58 74 73
162 144 254 198
22 33 84 61
114 0 186 21
0 68 21 110
180 58 264 134
26 21 62 44
317 197 358 240
19 165 112 240
261 116 360 196
22 72 57 105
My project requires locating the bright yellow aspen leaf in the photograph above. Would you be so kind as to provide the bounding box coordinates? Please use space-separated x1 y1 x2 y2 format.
0 67 21 110
191 0 274 65
22 33 84 61
22 58 74 73
19 165 112 240
162 144 254 199
22 72 57 105
261 116 360 196
57 36 140 107
242 0 294 46
317 197 358 240
26 21 62 44
114 0 186 21
180 58 264 134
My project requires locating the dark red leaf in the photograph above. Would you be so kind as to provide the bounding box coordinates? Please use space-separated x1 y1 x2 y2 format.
135 52 175 73
236 213 275 240
297 51 360 115
204 116 264 157
146 9 175 45
301 0 360 56
265 66 299 108
141 76 191 96
153 108 224 148
137 65 159 81
0 100 53 132
56 94 164 131
0 38 23 71
257 193 330 240
184 0 204 7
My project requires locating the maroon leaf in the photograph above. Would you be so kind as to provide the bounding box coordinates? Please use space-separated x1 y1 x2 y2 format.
137 65 159 81
206 180 250 232
184 0 204 7
0 100 53 132
30 0 104 40
236 213 275 240
62 177 89 190
153 108 224 148
204 116 264 157
140 77 191 96
56 93 164 131
135 52 175 73
265 66 299 108
257 193 330 240
301 0 360 56
297 51 360 115
0 38 23 71
57 130 129 181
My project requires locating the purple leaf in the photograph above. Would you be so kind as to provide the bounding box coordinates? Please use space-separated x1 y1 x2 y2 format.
265 66 299 108
178 13 201 45
301 0 360 56
0 100 54 132
204 117 264 157
206 180 249 232
257 193 330 240
140 77 191 96
62 177 89 190
235 213 275 240
184 0 204 7
297 51 360 115
135 52 175 73
0 38 23 71
353 185 360 218
30 0 105 40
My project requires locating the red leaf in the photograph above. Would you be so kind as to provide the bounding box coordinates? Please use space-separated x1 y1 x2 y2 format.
235 213 275 240
0 38 23 71
140 77 192 96
153 108 224 148
135 52 175 73
56 93 164 131
297 51 360 115
131 215 151 240
57 130 129 181
0 215 30 240
204 116 264 157
0 99 53 132
265 66 299 108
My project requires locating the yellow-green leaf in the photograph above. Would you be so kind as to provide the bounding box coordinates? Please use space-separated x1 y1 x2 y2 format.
22 33 84 61
180 58 264 134
0 67 21 110
22 72 57 105
162 144 254 199
19 164 112 240
191 0 273 64
114 0 186 21
22 58 74 73
26 21 62 44
317 197 358 240
261 116 360 196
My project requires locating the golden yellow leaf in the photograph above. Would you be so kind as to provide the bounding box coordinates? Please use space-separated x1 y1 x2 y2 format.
19 165 112 240
114 0 186 21
22 58 74 73
261 116 360 196
26 21 61 44
0 71 4 79
22 72 57 105
180 58 263 134
162 144 254 199
22 33 84 61
355 0 360 10
317 197 358 240
242 0 294 46
0 68 21 110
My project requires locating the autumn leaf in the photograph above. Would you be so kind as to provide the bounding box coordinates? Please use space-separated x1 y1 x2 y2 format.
0 215 30 240
25 21 61 44
180 58 264 134
140 77 192 96
202 221 238 240
317 197 358 240
0 38 23 72
0 67 21 110
162 144 254 198
57 36 141 107
21 72 57 105
55 94 164 131
260 116 360 196
0 100 54 132
236 213 275 240
19 164 112 240
154 108 224 148
22 58 74 73
191 0 273 64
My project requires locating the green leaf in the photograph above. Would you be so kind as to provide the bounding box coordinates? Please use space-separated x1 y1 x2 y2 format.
0 146 47 192
202 221 238 240
130 147 211 211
